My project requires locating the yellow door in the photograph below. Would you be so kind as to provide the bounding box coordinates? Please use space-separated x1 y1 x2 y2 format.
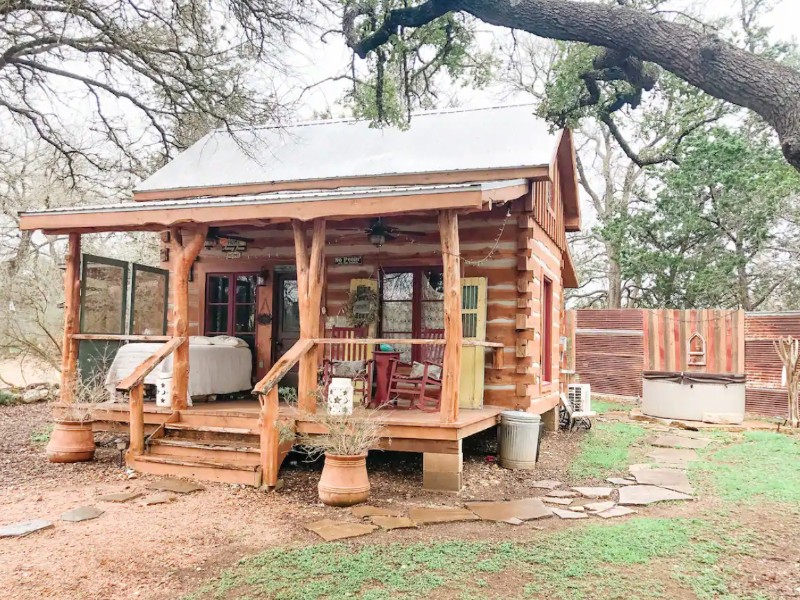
459 277 487 409
348 278 378 361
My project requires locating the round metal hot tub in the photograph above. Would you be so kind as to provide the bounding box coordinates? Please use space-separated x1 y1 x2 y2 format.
642 371 746 423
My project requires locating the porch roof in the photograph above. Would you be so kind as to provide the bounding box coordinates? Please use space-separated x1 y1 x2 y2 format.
19 180 529 234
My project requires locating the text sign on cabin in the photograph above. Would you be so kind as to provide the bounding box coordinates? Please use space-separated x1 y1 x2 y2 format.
221 238 246 259
334 256 363 266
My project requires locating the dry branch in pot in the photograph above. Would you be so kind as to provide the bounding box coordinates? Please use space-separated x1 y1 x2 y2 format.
295 406 386 459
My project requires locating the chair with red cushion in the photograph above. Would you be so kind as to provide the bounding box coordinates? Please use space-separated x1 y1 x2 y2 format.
386 329 444 412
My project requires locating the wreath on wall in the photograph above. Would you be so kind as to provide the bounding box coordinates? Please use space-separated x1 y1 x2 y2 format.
343 286 380 328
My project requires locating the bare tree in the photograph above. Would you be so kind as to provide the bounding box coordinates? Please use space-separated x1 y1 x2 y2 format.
0 0 312 184
342 0 800 171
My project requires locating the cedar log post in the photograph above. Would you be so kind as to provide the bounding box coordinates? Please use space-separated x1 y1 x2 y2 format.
169 226 208 409
438 210 462 424
260 386 280 486
60 232 81 403
292 218 326 413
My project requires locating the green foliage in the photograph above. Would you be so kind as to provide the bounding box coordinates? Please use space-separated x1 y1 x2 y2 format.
569 421 647 480
619 127 800 308
0 389 19 406
343 2 496 126
690 430 800 503
30 424 53 444
187 518 699 600
592 399 632 414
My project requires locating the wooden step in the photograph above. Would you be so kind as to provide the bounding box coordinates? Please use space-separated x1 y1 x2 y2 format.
148 439 260 467
163 422 261 444
132 455 262 486
165 423 260 435
177 411 260 430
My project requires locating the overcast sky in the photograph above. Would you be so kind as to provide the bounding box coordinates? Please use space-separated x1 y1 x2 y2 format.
285 0 800 119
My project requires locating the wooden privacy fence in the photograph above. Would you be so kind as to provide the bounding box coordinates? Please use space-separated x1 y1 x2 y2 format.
565 309 800 417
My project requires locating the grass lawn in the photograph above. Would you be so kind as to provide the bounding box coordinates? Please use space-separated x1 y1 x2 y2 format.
188 517 757 600
568 421 648 480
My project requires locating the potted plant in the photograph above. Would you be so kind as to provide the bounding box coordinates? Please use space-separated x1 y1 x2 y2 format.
46 371 106 463
296 406 384 507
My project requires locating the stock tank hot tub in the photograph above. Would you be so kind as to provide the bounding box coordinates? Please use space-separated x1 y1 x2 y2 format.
642 371 746 424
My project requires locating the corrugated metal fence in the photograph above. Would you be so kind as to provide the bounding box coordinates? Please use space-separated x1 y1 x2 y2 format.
567 309 800 417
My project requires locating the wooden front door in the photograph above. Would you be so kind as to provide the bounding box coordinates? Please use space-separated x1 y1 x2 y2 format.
273 272 300 388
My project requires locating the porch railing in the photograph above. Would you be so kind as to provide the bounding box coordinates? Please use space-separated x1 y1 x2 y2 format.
116 337 185 460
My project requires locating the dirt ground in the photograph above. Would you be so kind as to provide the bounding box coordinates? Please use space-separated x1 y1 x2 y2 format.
2 404 798 600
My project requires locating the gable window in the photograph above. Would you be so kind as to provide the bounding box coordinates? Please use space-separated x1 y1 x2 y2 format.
380 268 444 362
542 276 553 383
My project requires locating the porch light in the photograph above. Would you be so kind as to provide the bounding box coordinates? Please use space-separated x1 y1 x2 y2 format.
369 233 386 248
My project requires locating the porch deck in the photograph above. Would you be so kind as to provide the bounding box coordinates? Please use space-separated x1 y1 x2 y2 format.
91 400 505 455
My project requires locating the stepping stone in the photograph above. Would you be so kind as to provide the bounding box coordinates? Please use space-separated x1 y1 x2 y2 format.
60 506 104 522
145 478 204 494
0 519 54 538
531 480 562 490
143 493 176 506
305 519 378 541
596 506 637 519
618 485 693 506
551 508 588 520
98 492 142 503
651 435 710 450
583 501 616 513
542 497 573 506
629 464 652 473
570 506 586 513
409 507 480 525
572 487 613 499
606 478 635 486
646 448 699 467
352 505 403 518
546 490 578 498
503 517 524 526
370 516 416 530
465 498 552 522
632 468 694 494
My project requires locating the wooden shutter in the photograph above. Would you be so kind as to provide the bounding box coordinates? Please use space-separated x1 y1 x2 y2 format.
459 277 487 409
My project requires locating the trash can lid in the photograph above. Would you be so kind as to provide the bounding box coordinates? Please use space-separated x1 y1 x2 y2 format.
500 410 541 423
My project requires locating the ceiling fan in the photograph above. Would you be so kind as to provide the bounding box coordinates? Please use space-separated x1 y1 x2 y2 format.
345 218 427 247
205 227 254 248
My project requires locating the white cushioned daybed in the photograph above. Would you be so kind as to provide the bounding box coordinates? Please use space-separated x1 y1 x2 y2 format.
105 336 252 400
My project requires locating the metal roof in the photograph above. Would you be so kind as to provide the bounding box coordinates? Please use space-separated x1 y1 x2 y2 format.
21 180 525 217
135 105 558 193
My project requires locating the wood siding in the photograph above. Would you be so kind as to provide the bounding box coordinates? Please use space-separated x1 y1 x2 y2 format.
744 312 800 417
164 202 568 413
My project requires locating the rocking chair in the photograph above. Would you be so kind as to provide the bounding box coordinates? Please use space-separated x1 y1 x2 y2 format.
321 327 373 407
386 330 445 412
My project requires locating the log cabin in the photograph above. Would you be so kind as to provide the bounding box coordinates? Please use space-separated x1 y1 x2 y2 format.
19 105 580 491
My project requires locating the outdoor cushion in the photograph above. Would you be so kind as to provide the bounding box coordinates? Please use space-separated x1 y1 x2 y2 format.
408 362 442 381
332 360 367 378
189 336 214 345
209 335 249 348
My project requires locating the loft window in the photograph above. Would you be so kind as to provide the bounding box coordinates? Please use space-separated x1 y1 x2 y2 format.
687 333 707 366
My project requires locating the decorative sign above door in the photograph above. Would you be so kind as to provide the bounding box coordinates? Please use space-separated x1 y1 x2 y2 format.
334 256 363 266
220 238 246 259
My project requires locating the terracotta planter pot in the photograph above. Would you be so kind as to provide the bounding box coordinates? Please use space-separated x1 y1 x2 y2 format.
318 453 370 507
46 420 95 463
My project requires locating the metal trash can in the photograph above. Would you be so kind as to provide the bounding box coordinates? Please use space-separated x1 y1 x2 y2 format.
499 411 541 470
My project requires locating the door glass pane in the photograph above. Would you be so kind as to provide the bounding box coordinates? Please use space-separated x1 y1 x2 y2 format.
208 276 229 303
235 305 255 333
235 275 257 303
421 301 444 330
208 306 228 333
381 302 413 333
82 262 126 334
422 270 444 300
381 272 414 300
281 279 300 333
131 269 167 335
237 333 256 354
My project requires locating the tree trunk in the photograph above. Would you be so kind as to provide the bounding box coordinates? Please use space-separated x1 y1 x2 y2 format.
350 0 800 170
735 240 752 311
606 242 622 309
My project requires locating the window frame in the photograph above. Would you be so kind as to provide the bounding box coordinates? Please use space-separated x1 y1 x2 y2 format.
204 272 259 341
542 276 554 384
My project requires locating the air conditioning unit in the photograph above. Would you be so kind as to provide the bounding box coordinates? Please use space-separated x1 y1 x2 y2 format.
567 383 594 416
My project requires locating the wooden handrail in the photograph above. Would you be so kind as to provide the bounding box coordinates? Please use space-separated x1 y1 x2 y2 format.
117 337 184 464
311 337 504 348
253 338 315 395
74 334 172 342
116 337 185 392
